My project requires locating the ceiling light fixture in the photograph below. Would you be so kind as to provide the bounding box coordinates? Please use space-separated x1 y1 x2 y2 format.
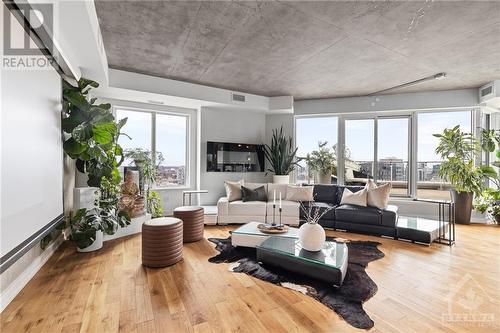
369 72 446 96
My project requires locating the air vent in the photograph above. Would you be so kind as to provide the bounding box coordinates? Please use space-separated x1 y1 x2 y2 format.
481 85 493 97
232 93 246 102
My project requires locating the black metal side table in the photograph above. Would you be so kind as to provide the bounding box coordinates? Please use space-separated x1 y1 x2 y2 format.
413 198 456 245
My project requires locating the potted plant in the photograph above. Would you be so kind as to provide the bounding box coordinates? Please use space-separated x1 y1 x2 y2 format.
433 125 485 224
263 126 299 184
124 148 165 217
60 77 131 250
305 141 336 184
474 129 500 224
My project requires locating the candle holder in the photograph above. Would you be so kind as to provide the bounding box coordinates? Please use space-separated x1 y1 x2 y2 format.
279 207 282 227
272 204 276 226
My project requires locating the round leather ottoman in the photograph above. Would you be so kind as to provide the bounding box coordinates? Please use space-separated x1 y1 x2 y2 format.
142 217 183 267
173 206 204 243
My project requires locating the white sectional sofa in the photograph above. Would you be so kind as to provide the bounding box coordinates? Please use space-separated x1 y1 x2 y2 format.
217 183 300 226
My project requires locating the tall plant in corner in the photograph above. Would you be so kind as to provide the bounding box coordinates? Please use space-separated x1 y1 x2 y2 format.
61 78 130 250
264 126 299 184
433 125 484 224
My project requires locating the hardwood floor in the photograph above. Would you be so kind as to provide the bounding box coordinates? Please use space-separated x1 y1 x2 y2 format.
1 224 499 333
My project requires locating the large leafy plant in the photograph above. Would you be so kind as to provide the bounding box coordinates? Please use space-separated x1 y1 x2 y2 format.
433 125 484 195
305 141 336 175
62 78 128 187
474 129 500 222
263 126 299 175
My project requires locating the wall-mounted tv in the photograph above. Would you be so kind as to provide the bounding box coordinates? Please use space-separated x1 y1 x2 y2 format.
207 141 265 172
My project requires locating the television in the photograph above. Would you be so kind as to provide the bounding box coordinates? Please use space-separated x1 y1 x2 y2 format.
206 141 265 172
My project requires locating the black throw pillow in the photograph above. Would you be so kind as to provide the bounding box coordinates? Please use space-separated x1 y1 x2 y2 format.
241 185 268 202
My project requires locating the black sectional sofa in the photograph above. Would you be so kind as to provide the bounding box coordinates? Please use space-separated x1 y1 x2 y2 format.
301 184 399 238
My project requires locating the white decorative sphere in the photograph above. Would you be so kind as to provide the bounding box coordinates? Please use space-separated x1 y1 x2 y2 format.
298 222 326 252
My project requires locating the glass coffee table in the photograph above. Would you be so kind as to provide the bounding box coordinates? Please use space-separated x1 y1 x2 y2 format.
256 236 349 287
231 222 299 248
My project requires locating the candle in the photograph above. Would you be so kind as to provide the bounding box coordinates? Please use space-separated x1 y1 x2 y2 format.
279 192 282 209
273 189 276 205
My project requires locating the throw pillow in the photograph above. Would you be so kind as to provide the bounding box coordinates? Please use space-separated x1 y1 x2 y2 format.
241 185 268 202
225 180 244 202
286 185 314 202
340 188 367 207
365 180 391 209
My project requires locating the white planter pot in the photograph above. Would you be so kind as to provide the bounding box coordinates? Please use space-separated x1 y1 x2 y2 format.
318 171 332 184
77 230 103 252
273 175 290 184
299 222 325 252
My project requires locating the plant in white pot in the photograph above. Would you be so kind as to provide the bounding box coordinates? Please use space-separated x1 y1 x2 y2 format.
264 126 299 184
299 202 334 251
305 141 336 184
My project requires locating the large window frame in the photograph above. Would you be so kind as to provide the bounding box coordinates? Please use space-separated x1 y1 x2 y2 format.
294 108 480 199
114 105 191 189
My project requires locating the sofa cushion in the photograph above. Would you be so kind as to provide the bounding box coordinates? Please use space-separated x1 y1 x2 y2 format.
268 183 288 202
311 184 337 203
225 180 243 202
365 180 391 209
340 188 367 206
300 201 335 221
241 185 268 202
286 185 314 202
228 200 266 216
381 204 398 227
335 204 382 225
335 185 365 205
245 182 268 193
266 200 299 217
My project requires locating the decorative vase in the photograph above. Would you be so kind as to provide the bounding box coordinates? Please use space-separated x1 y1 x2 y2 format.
298 222 326 251
77 230 103 253
318 171 332 184
273 175 290 184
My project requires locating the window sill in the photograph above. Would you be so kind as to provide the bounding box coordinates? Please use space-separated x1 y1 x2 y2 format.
153 186 191 191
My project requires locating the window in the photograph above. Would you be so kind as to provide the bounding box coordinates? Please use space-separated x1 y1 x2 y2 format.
116 108 189 187
345 119 374 185
295 116 338 183
377 117 409 196
417 111 472 200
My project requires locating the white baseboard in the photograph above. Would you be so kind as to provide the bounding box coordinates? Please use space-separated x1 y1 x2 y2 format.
0 237 63 313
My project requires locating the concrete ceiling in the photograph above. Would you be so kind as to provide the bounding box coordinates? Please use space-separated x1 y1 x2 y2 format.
95 1 500 100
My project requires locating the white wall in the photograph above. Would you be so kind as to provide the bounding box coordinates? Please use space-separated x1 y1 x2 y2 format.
200 107 267 204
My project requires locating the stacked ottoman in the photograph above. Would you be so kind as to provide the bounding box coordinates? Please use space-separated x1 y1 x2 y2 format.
142 217 183 267
173 206 204 242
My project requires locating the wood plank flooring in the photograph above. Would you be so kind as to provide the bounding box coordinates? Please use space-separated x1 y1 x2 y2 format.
1 224 499 333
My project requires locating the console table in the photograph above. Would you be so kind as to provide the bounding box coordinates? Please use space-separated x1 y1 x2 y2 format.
182 189 208 206
412 198 455 245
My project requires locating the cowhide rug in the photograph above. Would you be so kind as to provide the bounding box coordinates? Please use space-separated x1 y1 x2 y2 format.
208 236 384 329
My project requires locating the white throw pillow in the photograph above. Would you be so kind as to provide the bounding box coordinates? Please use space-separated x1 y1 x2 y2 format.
286 185 314 202
268 183 288 202
225 180 244 202
340 188 367 207
365 180 391 209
